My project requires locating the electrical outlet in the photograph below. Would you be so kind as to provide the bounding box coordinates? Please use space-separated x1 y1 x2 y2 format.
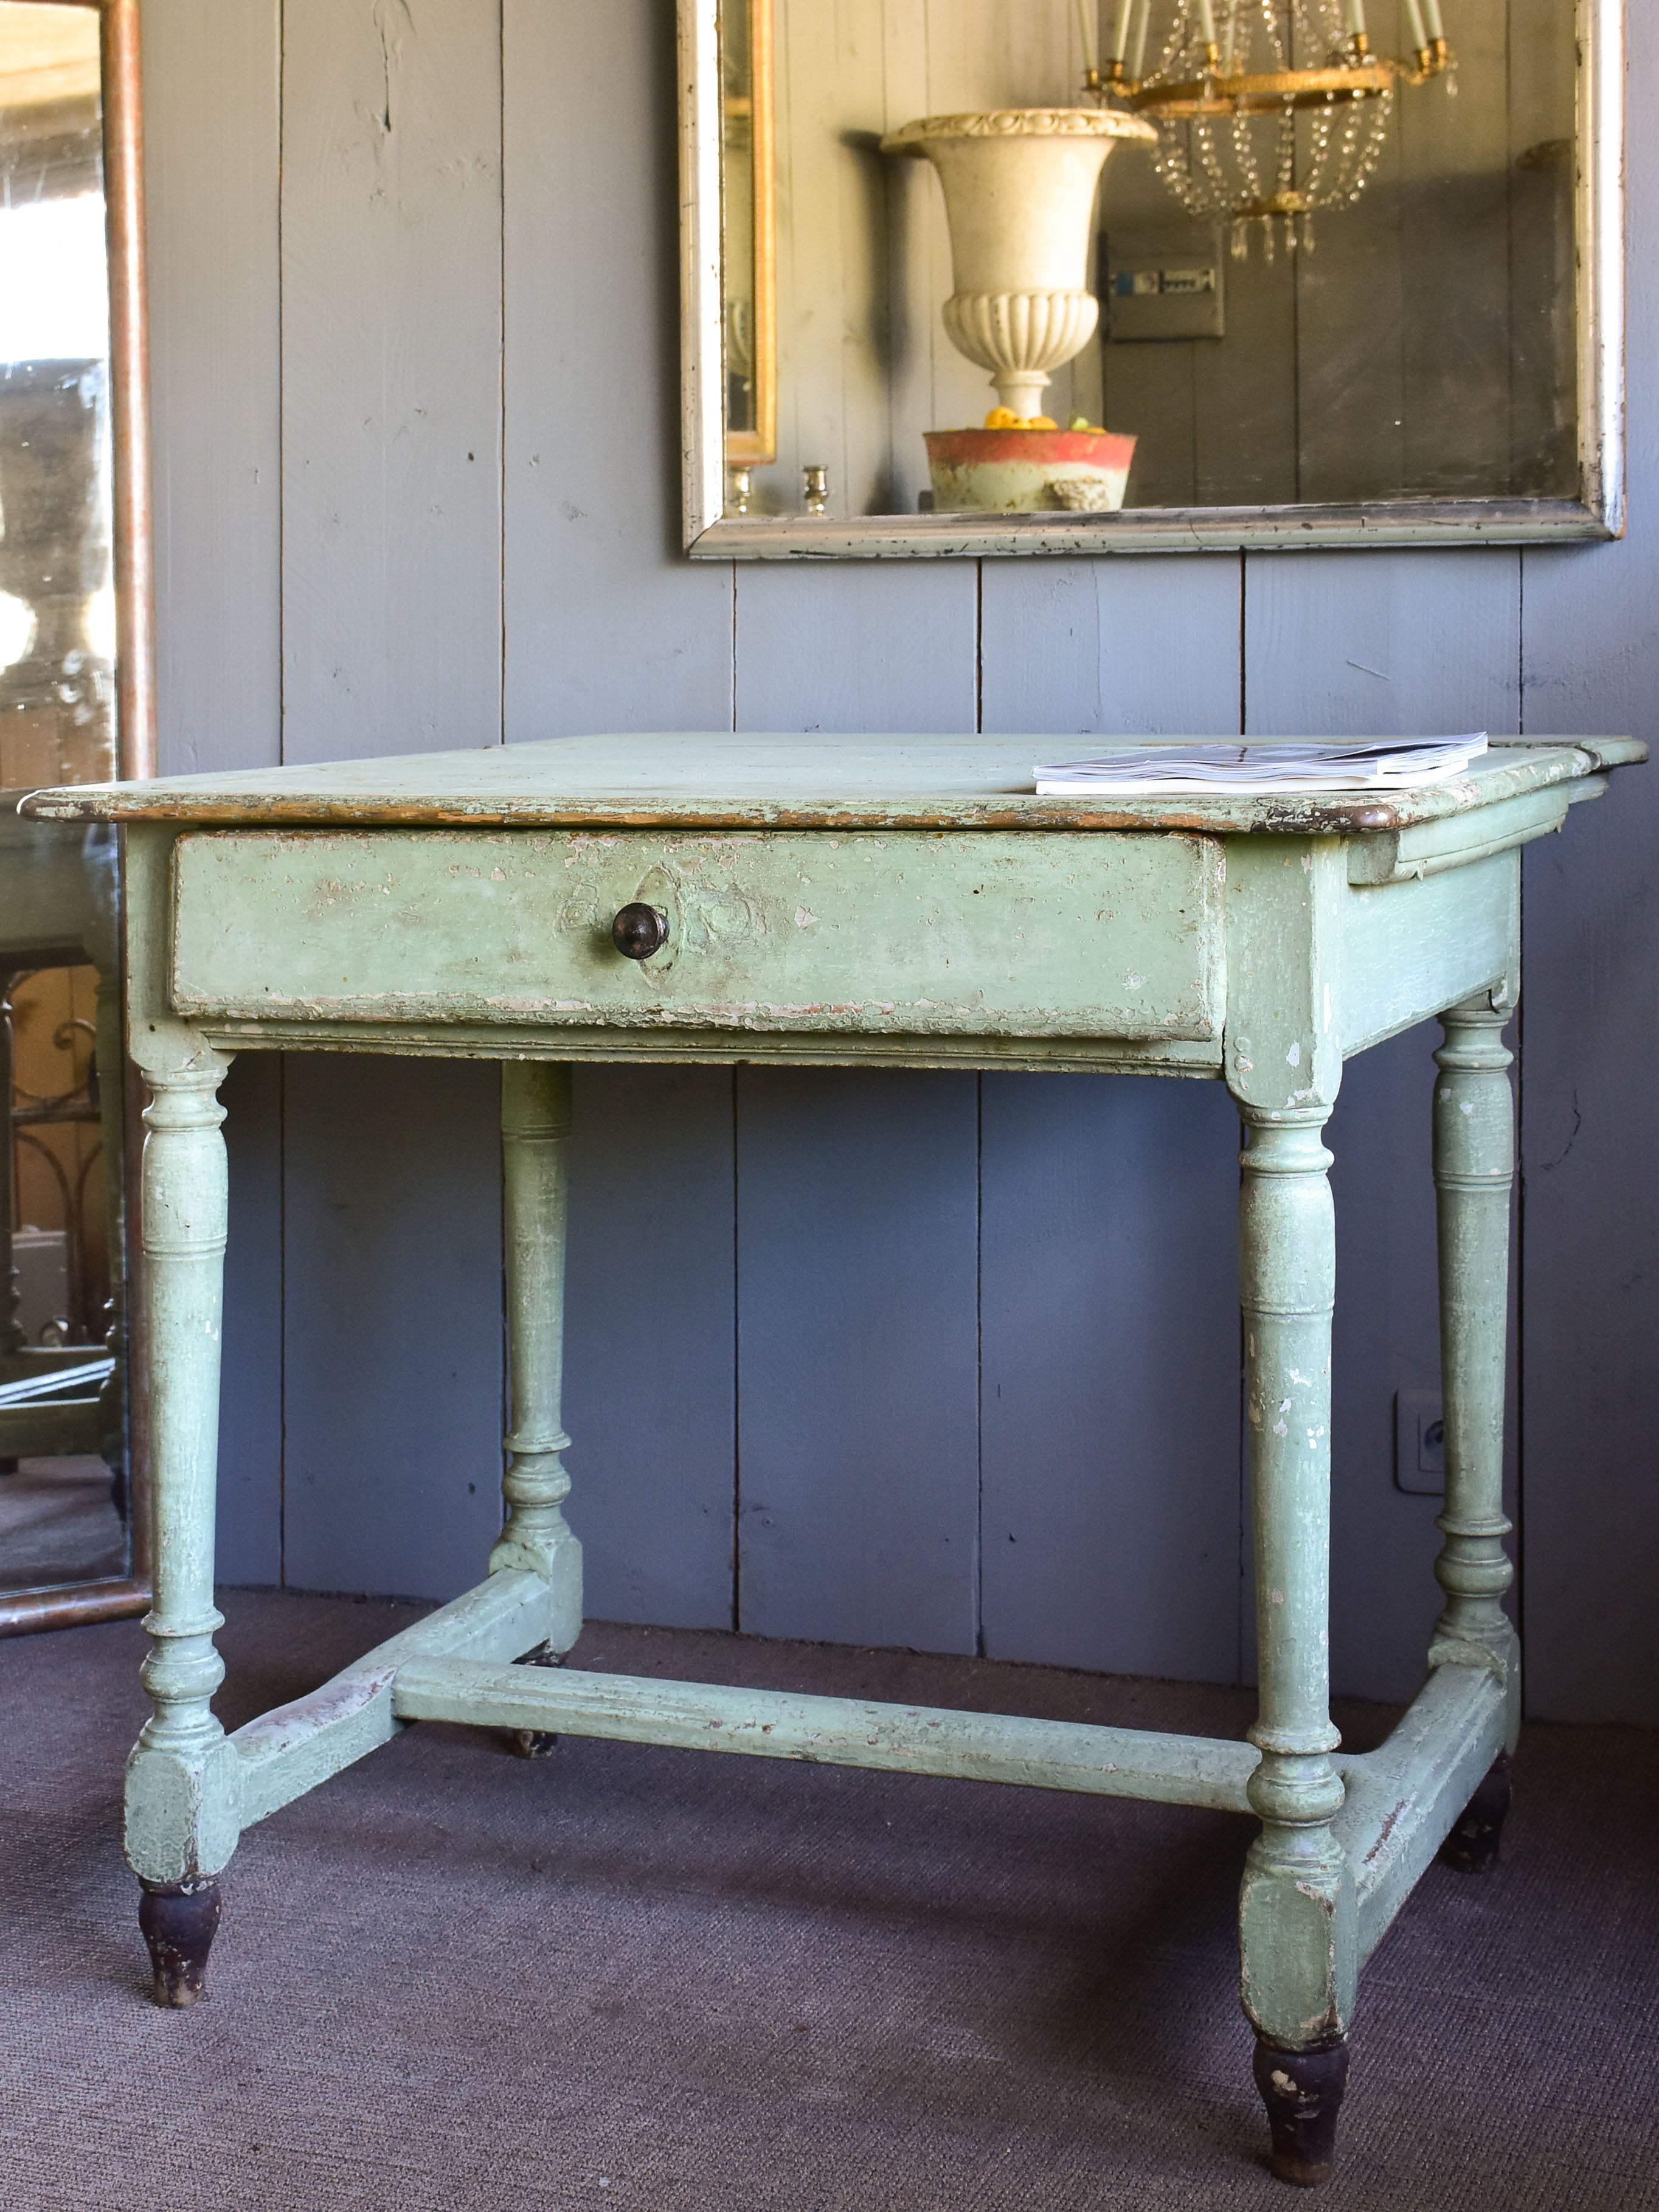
1394 1389 1446 1495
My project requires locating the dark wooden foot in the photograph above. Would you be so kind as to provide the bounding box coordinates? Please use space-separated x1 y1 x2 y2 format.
1253 2034 1350 2187
510 1640 563 1759
1438 1751 1513 1873
138 1876 222 2008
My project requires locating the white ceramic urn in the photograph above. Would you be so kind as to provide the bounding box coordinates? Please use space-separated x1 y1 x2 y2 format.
882 109 1157 420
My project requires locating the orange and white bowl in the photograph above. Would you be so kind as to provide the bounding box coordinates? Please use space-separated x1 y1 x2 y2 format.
924 425 1136 515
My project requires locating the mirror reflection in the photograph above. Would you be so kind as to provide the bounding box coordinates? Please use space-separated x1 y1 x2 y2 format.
0 0 129 1601
722 0 776 499
718 0 1579 521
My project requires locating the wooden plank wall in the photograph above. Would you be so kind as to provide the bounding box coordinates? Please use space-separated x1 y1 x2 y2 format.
139 0 1657 1722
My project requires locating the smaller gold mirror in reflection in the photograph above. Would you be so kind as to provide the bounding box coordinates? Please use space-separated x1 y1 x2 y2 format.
0 2 113 793
0 1 137 1621
721 0 775 479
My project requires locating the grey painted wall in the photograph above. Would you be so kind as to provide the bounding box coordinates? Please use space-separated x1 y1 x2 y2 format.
142 0 1658 1724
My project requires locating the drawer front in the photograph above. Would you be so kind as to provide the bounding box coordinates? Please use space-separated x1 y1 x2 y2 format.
170 828 1224 1041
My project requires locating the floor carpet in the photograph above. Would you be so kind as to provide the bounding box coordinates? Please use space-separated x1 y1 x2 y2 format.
0 1590 1654 2212
0 1456 125 1593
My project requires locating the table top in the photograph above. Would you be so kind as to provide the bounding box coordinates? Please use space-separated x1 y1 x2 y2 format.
18 733 1644 837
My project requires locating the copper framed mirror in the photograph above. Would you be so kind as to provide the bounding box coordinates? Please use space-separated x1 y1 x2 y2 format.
0 0 153 1633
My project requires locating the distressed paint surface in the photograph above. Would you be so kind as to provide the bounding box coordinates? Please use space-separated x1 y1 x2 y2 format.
165 826 1225 1041
24 733 1641 836
131 0 1659 1760
391 1656 1262 1809
108 749 1635 2018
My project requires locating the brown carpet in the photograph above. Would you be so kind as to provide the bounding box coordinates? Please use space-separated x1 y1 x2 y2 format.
0 1591 1654 2212
0 1457 125 1593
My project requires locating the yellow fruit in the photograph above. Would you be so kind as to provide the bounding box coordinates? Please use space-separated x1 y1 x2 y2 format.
984 406 1020 429
1025 415 1058 431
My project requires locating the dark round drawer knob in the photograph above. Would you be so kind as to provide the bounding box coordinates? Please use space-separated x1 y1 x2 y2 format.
612 903 670 961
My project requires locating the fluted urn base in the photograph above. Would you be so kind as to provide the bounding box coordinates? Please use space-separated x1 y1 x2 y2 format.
941 289 1100 419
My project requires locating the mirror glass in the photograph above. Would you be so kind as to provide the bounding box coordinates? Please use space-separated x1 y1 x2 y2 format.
714 0 1581 525
722 0 775 473
0 1 130 1600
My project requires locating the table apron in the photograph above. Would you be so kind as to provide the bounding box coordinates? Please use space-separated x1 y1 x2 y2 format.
166 827 1227 1045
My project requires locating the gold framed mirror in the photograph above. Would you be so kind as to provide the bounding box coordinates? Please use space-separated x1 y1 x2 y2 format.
721 0 777 485
0 0 153 1634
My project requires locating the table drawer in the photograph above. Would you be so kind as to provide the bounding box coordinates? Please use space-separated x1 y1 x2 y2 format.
169 828 1224 1041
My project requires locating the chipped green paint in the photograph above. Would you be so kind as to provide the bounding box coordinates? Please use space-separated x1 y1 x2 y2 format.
41 732 1638 2180
167 826 1225 1042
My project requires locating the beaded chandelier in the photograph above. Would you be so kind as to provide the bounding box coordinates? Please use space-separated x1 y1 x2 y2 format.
1079 0 1454 258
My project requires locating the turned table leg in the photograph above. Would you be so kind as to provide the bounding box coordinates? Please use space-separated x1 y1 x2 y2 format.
1237 1108 1355 2187
123 1049 241 2006
1430 996 1520 1869
494 1062 583 1755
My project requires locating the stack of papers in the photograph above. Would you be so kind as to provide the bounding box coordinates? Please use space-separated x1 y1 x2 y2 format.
1033 736 1488 796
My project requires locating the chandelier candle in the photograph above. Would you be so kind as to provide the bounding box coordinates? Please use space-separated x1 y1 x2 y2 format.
1128 0 1151 83
1075 0 1099 74
1107 0 1136 71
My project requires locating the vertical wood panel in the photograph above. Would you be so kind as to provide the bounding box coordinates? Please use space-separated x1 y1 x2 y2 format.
215 1056 283 1588
735 563 978 732
736 1066 980 1652
1293 0 1407 506
1244 549 1522 738
1246 544 1523 1701
282 1057 505 1601
143 0 285 1583
1393 0 1513 499
281 0 504 760
1324 1023 1468 1704
277 0 508 1598
502 0 732 735
980 556 1242 736
733 561 980 1655
882 4 938 519
564 1066 736 1630
771 0 890 517
978 550 1247 1685
1516 0 1659 1724
501 2 740 1635
144 0 282 780
1516 803 1659 1725
980 1072 1242 1680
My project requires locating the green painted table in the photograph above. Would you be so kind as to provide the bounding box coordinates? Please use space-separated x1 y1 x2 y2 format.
25 733 1645 2185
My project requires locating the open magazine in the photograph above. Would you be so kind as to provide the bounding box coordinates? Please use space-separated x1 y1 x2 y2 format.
1033 735 1488 797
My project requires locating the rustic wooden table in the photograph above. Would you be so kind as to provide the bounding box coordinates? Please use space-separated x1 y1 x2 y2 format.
26 732 1644 2185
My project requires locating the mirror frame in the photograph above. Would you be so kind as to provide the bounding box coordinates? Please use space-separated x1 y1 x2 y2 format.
679 0 1625 558
0 0 154 1634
